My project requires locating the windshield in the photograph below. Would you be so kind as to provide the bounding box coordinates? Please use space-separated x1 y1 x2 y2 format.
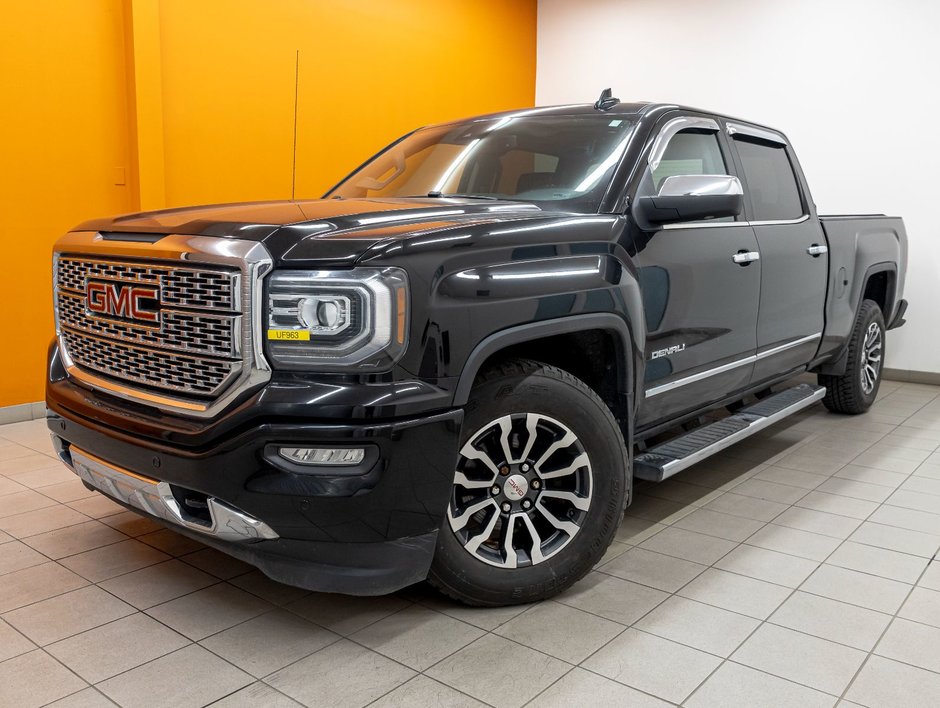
327 115 635 213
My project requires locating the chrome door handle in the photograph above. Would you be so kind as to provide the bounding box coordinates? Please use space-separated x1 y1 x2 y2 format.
807 244 828 257
732 250 760 265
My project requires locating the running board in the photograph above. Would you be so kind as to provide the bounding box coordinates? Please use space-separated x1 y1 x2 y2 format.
634 383 826 482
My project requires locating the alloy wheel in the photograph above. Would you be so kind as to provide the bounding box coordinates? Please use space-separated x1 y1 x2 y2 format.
447 413 593 569
860 321 882 395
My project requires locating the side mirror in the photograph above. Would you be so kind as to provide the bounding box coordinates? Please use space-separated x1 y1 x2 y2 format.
634 174 744 229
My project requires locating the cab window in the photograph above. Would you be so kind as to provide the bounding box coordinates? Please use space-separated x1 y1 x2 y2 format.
733 137 804 221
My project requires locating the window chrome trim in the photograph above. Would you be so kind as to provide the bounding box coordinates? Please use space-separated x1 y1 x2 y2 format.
661 214 810 230
648 116 720 171
53 232 273 418
644 333 821 398
726 122 788 146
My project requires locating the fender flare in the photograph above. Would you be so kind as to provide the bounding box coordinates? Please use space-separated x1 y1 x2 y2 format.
452 313 637 407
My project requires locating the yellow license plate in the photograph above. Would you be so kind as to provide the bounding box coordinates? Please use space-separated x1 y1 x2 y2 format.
267 329 310 341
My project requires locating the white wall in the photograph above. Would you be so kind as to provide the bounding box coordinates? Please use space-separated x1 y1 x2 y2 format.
537 0 939 374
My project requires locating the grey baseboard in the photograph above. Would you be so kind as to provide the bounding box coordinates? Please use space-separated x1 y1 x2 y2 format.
0 401 46 426
883 368 940 386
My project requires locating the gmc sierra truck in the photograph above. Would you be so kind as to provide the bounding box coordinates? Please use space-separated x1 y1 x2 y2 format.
47 96 908 606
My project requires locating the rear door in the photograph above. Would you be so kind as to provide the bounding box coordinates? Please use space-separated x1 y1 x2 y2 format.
726 123 828 382
634 115 761 428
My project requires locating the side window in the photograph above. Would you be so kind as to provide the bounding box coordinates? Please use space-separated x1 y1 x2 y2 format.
651 130 728 191
733 137 804 221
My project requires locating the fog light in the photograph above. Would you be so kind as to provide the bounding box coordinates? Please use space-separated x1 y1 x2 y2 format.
278 447 365 466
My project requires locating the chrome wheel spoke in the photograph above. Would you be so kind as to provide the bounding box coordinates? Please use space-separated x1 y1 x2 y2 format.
539 451 589 480
534 430 577 470
459 440 501 479
534 499 579 536
520 512 546 564
448 498 498 532
498 416 515 465
463 507 500 554
501 513 520 568
538 489 591 511
518 413 540 464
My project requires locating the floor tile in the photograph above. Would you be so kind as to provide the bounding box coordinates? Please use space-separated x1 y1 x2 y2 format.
583 628 721 704
624 495 696 525
885 488 940 514
33 479 97 504
796 491 880 519
816 477 894 503
286 592 411 636
371 675 488 708
769 590 891 650
638 525 738 565
672 508 766 542
98 559 217 610
46 686 117 708
634 595 759 657
427 634 568 708
0 649 86 707
2 585 134 645
0 489 61 518
211 682 303 708
530 667 670 708
268 639 416 708
46 613 189 683
869 504 940 535
351 604 485 671
494 601 622 664
732 623 866 695
411 588 531 632
59 539 170 582
801 564 912 614
678 568 791 619
178 547 253 579
0 562 88 613
732 478 810 505
0 504 89 538
65 494 125 519
0 618 35 662
898 586 940 628
826 541 927 583
745 524 841 561
714 544 818 588
146 582 271 641
97 644 252 708
22 520 126 560
136 528 205 556
0 539 48 575
555 572 669 626
703 492 789 522
772 506 862 539
753 465 828 490
846 655 940 707
98 510 162 537
601 546 707 593
202 608 338 677
834 464 908 488
849 521 940 557
613 515 667 545
228 569 310 606
919 560 940 591
686 661 834 708
875 617 940 673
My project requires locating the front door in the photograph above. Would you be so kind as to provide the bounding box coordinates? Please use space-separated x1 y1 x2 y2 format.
632 115 761 429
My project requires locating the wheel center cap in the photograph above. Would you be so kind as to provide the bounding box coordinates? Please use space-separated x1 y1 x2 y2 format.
504 474 529 501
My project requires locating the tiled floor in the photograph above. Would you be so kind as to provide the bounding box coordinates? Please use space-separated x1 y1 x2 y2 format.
1 378 940 707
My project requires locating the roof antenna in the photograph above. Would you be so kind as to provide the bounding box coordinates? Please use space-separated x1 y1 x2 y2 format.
594 88 619 111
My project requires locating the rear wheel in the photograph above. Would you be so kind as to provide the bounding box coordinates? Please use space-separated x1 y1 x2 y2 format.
429 359 628 606
819 299 885 414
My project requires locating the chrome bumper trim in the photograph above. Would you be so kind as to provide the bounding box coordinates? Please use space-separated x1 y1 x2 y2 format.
68 446 279 542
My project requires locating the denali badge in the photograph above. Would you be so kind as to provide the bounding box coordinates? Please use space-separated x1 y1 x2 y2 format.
651 343 686 359
86 281 160 324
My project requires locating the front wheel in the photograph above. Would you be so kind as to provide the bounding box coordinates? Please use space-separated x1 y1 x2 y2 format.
819 299 885 414
429 359 628 606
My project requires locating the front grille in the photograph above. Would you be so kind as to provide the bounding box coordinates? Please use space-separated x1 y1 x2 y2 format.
56 255 243 398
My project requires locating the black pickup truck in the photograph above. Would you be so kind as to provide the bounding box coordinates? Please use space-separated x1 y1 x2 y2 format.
46 96 908 606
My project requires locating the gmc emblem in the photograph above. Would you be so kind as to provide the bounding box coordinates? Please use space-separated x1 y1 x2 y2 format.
86 281 160 324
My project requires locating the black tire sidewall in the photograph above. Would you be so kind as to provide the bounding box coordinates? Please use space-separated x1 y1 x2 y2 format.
853 303 885 408
431 363 627 606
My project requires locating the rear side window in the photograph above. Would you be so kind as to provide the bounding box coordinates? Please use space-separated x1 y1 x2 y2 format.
734 138 804 221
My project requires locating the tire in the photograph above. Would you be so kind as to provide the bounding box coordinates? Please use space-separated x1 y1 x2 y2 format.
429 358 628 606
819 299 885 414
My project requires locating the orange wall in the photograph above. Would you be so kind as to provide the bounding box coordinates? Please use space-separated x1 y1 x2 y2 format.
0 0 133 408
0 0 537 407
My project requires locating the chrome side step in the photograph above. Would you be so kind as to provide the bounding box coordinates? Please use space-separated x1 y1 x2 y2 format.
634 383 826 482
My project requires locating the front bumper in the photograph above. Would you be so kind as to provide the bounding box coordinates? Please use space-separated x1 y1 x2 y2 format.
47 398 463 595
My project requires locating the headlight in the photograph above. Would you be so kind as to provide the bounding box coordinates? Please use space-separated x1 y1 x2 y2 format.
265 268 408 370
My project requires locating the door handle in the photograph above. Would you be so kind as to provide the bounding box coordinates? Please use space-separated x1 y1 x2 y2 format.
732 250 760 265
807 244 828 257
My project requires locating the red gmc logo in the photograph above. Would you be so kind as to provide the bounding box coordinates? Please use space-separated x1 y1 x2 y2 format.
86 281 160 323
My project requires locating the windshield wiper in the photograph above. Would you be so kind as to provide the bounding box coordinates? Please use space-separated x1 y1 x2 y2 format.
425 191 502 200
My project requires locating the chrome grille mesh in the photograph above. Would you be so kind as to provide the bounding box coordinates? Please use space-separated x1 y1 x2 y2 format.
56 255 243 398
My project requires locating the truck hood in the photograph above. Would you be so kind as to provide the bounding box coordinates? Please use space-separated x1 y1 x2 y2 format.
74 197 550 265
